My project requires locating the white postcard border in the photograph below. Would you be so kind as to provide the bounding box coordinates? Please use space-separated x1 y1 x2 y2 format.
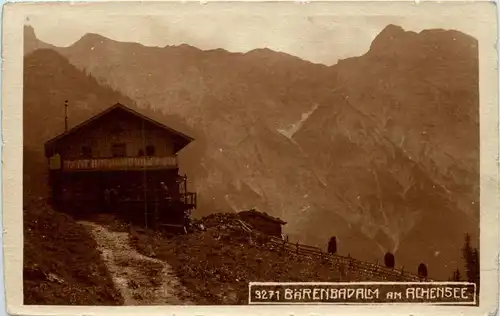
2 1 498 316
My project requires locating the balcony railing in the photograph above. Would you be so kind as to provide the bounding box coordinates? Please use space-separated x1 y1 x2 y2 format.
50 156 178 171
180 192 197 208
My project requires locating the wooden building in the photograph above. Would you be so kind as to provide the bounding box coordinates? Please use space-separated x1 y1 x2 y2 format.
44 103 196 229
238 209 287 237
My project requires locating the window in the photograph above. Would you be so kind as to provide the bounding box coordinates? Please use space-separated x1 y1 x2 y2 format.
81 146 92 158
146 145 156 156
111 143 126 157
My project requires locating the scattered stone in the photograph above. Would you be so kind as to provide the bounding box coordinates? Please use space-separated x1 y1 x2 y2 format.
46 273 64 284
23 197 124 305
128 280 139 289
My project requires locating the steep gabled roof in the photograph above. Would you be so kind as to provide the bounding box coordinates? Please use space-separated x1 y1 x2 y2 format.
44 103 194 157
238 209 287 225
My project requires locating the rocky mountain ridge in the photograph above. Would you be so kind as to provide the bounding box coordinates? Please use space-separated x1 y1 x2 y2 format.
23 24 479 279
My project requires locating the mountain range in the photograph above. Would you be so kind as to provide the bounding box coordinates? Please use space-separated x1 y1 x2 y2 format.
23 24 479 280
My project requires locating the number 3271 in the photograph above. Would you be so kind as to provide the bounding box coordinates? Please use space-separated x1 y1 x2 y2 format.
254 289 280 300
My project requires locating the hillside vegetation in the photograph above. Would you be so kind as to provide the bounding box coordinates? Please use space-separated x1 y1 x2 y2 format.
128 213 422 305
23 198 123 305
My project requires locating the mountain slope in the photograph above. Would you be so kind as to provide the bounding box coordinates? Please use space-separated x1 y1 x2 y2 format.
294 90 477 278
329 25 479 219
23 47 196 197
292 25 479 277
23 24 479 280
50 30 331 127
23 48 134 197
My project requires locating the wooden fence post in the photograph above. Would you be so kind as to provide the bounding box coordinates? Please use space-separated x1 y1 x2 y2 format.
296 242 299 254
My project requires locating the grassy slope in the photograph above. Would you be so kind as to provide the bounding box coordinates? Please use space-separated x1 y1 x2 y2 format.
128 213 374 305
23 198 123 305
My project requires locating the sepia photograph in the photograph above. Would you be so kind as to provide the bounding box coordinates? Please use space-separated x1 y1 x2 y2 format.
1 1 499 315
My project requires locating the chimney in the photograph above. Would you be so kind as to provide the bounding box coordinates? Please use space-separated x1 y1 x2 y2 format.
64 100 68 132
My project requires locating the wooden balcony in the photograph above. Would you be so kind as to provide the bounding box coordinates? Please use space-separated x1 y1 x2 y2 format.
180 192 197 209
49 156 178 171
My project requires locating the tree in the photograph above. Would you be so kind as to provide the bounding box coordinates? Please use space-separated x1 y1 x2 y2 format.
328 236 337 254
462 233 480 287
384 252 395 268
451 268 461 281
418 263 428 279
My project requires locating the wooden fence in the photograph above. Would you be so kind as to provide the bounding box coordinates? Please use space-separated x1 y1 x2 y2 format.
266 236 432 282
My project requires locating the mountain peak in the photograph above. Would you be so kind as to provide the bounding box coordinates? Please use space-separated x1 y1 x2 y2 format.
377 24 406 39
368 24 417 54
24 25 37 39
368 24 476 58
247 47 275 54
163 43 205 56
245 47 319 66
24 25 54 55
246 47 289 59
72 33 112 48
174 43 197 49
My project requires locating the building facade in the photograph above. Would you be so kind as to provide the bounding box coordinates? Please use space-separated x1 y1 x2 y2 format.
44 103 196 228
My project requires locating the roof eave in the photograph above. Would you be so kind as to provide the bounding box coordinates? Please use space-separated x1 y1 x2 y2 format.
43 103 195 153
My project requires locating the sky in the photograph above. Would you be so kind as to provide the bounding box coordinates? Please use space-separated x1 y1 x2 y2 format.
25 2 484 65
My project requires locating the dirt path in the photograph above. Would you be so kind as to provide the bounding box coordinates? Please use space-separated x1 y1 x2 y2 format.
79 221 192 305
